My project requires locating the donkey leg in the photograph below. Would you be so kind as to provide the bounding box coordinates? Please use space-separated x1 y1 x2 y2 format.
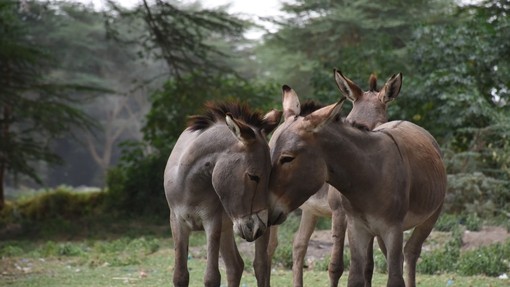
379 227 405 287
170 212 191 287
364 237 375 287
404 206 442 287
203 216 223 287
293 210 319 287
254 228 271 287
220 223 244 287
346 219 373 287
329 207 346 287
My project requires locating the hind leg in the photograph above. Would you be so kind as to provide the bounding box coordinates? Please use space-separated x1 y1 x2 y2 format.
203 214 223 287
220 221 244 287
329 205 346 287
293 210 319 287
404 206 443 287
170 211 191 287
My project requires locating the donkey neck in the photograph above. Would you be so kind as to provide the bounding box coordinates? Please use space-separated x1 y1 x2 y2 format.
317 124 400 197
180 124 241 179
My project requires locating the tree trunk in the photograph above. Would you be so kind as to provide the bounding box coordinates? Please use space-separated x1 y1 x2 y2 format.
0 105 11 210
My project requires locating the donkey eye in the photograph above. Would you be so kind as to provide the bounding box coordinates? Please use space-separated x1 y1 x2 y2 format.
248 174 260 183
279 155 295 165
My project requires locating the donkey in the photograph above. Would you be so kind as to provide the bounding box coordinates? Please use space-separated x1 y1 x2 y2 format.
266 70 403 287
267 88 446 287
164 102 281 287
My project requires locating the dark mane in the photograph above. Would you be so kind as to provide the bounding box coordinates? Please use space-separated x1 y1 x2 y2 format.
299 100 325 116
187 101 265 132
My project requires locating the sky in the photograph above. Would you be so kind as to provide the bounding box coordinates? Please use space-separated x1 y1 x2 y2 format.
77 0 285 38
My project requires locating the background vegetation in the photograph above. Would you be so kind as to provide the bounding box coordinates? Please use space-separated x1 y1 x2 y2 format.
1 0 509 284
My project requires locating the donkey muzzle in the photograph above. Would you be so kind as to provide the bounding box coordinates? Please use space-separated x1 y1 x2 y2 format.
233 209 268 242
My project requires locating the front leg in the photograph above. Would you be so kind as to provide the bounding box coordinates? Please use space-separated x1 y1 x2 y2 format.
220 219 244 287
380 227 405 287
203 214 223 287
170 211 191 287
254 228 272 287
346 218 373 287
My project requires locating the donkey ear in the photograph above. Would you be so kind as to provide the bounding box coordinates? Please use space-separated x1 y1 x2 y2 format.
225 113 256 143
304 97 346 132
334 69 362 102
282 85 300 120
261 109 283 135
379 73 403 103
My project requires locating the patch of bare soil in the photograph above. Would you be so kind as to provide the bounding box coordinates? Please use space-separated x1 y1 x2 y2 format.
462 226 510 250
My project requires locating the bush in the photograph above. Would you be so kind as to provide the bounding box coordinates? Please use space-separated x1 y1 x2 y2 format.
434 213 461 232
463 213 482 231
457 240 510 276
104 141 168 218
0 187 104 224
445 172 510 218
417 228 462 274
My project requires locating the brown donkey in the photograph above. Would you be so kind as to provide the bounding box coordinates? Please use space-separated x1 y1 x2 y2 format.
266 70 403 287
164 102 281 287
267 89 446 287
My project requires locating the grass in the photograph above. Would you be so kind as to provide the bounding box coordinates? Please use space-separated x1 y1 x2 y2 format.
1 232 509 287
1 190 509 286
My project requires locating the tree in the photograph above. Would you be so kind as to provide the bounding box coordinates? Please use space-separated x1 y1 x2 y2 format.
256 0 456 103
0 1 97 209
105 0 248 79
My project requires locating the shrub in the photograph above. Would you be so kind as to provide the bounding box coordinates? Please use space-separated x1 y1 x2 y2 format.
104 141 168 218
273 243 293 269
417 228 462 274
434 213 461 232
457 241 510 276
463 213 482 231
445 172 510 218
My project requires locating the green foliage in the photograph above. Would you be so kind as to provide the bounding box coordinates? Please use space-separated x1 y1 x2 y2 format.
435 213 461 232
457 240 510 276
445 172 510 218
0 1 102 206
417 228 462 275
315 217 332 230
105 0 247 77
274 242 293 269
374 248 387 274
463 214 482 232
0 186 104 224
313 254 330 271
104 141 168 218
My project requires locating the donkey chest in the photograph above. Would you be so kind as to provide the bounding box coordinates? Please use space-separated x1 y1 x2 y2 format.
173 203 222 231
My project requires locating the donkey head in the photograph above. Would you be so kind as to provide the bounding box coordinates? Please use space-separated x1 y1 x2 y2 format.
334 69 402 130
213 107 282 241
268 86 345 224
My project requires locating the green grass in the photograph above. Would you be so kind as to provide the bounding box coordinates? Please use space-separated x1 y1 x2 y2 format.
1 234 509 287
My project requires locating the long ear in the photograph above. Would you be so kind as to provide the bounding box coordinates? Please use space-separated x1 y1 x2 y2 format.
282 85 300 120
225 113 256 143
379 73 403 103
261 109 283 135
334 69 362 102
304 97 346 132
